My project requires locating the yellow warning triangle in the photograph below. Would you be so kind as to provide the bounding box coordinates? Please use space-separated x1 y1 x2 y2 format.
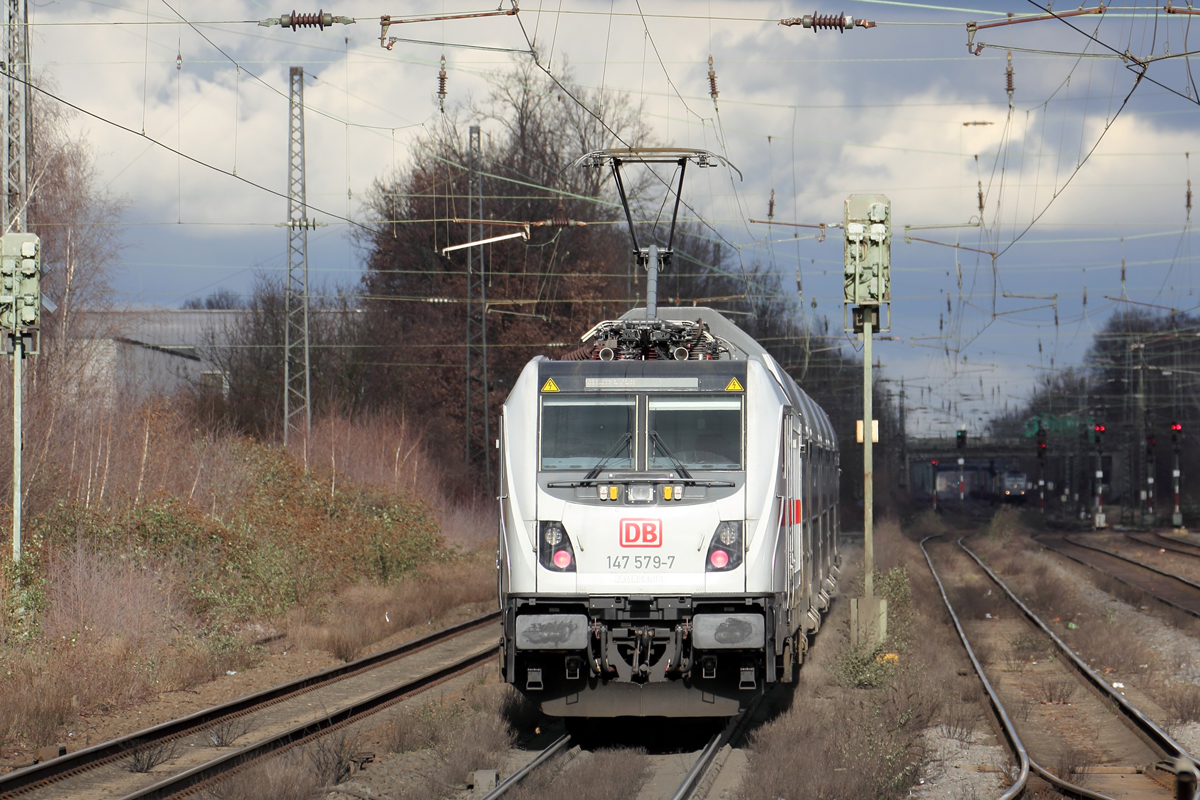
541 377 560 393
725 377 744 392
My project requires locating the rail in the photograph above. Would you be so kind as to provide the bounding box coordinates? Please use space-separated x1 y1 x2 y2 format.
0 610 501 798
1037 535 1200 618
123 648 494 799
480 735 573 800
922 535 1200 800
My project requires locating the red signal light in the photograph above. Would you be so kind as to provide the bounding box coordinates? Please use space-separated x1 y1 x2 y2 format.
1094 424 1106 433
931 459 939 466
1171 422 1183 432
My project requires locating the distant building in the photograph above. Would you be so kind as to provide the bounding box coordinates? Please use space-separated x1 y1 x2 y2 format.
72 309 242 404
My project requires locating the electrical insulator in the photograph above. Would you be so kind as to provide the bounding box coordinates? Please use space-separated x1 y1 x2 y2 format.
1188 179 1193 222
767 189 775 220
708 55 719 109
1005 51 1014 108
176 53 183 70
437 54 447 113
977 180 983 216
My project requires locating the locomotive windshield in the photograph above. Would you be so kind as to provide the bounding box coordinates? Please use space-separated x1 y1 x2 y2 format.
648 396 742 471
540 395 634 470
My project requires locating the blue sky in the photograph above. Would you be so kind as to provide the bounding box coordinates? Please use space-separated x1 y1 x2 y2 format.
29 0 1200 434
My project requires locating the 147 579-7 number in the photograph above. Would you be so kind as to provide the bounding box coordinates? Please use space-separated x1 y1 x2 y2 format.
606 555 675 570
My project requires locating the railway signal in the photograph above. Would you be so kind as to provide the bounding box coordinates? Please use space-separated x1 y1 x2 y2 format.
1 233 41 564
1093 423 1106 529
1171 422 1183 527
956 429 966 449
1146 435 1156 524
1036 424 1047 512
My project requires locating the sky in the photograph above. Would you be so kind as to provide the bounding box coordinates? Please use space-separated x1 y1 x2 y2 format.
25 0 1200 435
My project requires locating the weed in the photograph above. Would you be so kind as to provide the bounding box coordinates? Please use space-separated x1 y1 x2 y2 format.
1054 744 1094 786
1162 684 1200 724
832 640 897 688
204 716 254 748
203 753 319 800
1039 678 1077 705
305 730 362 788
125 739 180 773
987 507 1020 545
938 698 977 744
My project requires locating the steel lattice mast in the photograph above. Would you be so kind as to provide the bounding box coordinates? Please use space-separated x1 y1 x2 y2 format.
3 0 28 235
283 67 311 454
464 124 490 488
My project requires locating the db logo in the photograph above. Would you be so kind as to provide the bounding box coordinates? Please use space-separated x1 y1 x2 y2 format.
620 519 663 548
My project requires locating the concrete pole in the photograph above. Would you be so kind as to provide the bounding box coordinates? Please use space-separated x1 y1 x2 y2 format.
863 312 873 599
11 334 20 563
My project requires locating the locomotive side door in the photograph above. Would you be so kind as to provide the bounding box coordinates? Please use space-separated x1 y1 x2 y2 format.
789 416 806 614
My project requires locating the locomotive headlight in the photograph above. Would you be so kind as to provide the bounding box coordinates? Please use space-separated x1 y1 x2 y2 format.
542 521 564 546
538 521 576 573
706 521 743 572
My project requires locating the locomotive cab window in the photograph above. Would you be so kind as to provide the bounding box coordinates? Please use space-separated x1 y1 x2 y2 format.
540 395 635 470
648 396 743 471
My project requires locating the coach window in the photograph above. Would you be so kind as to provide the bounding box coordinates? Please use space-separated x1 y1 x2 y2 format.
540 395 635 471
647 396 743 471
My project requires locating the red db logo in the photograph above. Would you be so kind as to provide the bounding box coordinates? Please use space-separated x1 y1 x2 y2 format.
620 519 662 548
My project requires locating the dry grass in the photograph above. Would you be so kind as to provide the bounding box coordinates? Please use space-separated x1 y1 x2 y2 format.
202 754 321 800
0 406 489 752
1038 678 1077 705
1053 744 1096 786
738 525 962 800
507 748 650 800
286 558 496 661
1162 684 1200 724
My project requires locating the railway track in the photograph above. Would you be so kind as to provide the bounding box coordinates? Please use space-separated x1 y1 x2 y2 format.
1126 532 1200 560
1037 533 1200 618
480 700 758 800
921 535 1196 800
0 610 501 800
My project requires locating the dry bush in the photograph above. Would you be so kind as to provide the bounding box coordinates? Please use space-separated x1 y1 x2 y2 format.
204 716 255 748
288 558 496 661
125 739 180 773
507 748 650 800
1067 619 1151 675
203 753 320 800
969 636 995 666
987 506 1021 544
939 697 977 744
906 509 945 540
305 730 362 788
1025 561 1079 617
1053 744 1095 786
737 670 935 800
1162 684 1200 724
1039 678 1077 705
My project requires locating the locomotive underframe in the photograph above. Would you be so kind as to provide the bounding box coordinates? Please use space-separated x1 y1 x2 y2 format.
502 593 795 717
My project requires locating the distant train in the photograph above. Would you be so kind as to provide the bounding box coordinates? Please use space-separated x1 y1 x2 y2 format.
496 307 841 717
1002 472 1028 503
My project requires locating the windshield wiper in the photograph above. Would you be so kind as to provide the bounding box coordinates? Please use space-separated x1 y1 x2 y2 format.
649 431 693 480
583 432 633 481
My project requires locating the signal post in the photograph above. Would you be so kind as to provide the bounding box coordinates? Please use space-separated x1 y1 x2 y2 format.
1172 422 1183 528
844 193 890 647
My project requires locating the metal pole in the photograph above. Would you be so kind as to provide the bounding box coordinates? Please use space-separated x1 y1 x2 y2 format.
959 458 964 507
647 244 659 319
863 311 873 599
1174 449 1182 527
1095 444 1104 528
284 66 311 459
11 333 20 563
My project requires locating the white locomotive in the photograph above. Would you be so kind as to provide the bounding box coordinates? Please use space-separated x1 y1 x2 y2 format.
497 306 841 717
